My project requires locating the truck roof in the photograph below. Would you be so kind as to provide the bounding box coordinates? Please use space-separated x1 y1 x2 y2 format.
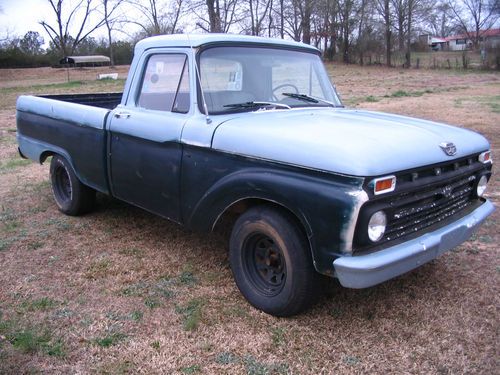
134 33 319 54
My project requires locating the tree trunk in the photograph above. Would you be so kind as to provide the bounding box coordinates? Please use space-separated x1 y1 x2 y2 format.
302 0 312 44
385 0 391 67
206 0 222 32
279 0 284 38
405 2 412 68
107 23 114 67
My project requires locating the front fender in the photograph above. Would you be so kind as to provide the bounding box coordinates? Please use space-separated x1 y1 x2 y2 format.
186 168 314 234
181 147 365 275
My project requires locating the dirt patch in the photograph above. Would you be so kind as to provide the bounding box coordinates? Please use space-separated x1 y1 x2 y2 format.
0 64 499 374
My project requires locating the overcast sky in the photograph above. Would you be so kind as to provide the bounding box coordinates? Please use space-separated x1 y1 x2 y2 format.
0 0 143 45
0 0 49 38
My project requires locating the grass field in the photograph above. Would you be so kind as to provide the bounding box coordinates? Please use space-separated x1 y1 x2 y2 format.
0 64 499 374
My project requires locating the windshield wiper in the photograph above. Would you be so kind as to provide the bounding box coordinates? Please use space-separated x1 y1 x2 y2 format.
282 93 337 107
223 101 291 110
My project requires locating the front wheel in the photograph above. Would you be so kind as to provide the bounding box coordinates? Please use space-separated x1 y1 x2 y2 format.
229 207 319 316
50 155 96 216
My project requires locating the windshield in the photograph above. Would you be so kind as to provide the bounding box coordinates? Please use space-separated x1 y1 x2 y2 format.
199 46 341 114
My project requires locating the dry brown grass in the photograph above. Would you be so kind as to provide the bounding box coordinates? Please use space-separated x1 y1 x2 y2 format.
0 64 499 374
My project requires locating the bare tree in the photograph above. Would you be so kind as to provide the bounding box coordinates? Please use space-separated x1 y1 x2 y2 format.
101 0 125 66
337 0 356 63
282 0 303 41
246 0 273 36
376 0 393 66
424 2 454 37
40 0 106 56
391 0 407 51
447 0 500 48
127 0 184 36
190 0 239 33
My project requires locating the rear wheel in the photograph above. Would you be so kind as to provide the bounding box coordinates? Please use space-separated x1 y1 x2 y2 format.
50 155 95 216
229 206 319 316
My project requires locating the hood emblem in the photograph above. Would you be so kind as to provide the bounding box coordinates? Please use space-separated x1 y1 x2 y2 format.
439 142 457 156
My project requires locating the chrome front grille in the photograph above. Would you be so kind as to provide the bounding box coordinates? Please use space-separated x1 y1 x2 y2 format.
384 175 476 241
354 154 492 252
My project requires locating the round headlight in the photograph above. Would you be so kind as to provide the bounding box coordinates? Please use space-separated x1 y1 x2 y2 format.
476 175 488 197
368 210 387 242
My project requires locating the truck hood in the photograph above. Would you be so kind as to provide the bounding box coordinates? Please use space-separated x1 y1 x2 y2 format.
211 108 490 176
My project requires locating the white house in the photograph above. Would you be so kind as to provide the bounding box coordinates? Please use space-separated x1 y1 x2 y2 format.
446 29 500 51
421 29 500 51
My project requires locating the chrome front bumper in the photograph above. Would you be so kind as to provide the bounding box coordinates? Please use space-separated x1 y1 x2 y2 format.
333 200 495 288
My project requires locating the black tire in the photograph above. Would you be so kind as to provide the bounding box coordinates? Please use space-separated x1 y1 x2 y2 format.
49 155 96 216
229 206 319 317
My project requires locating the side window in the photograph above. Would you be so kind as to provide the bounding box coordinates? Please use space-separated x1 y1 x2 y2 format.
138 54 190 113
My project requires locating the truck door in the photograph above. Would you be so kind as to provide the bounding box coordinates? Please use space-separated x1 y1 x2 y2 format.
108 52 191 222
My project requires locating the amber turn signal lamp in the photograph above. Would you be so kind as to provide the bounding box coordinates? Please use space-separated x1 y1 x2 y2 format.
372 175 396 195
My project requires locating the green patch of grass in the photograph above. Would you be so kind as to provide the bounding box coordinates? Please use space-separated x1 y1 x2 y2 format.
21 297 57 311
477 235 494 244
215 351 239 365
2 219 20 232
93 332 126 348
0 78 127 96
243 355 289 375
0 135 13 145
10 329 51 353
45 339 65 357
54 308 73 318
105 311 128 321
150 340 160 350
46 217 73 231
0 158 31 172
478 95 500 113
129 310 143 321
0 319 65 357
120 278 175 306
120 281 148 297
0 81 83 95
271 327 286 346
365 95 379 102
329 306 344 318
223 305 249 318
0 239 13 251
181 364 201 374
1 207 21 232
27 241 44 251
343 355 361 366
178 270 198 286
175 298 204 331
144 297 161 309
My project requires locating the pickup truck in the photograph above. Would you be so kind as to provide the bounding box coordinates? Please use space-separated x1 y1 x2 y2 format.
16 34 494 316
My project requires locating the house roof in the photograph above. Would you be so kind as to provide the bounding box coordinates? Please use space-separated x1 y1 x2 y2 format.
446 28 500 41
431 37 447 43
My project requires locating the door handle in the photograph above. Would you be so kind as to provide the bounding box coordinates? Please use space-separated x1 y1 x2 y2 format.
114 112 131 119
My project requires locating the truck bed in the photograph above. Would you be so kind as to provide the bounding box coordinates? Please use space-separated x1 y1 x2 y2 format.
40 92 122 109
16 93 119 195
